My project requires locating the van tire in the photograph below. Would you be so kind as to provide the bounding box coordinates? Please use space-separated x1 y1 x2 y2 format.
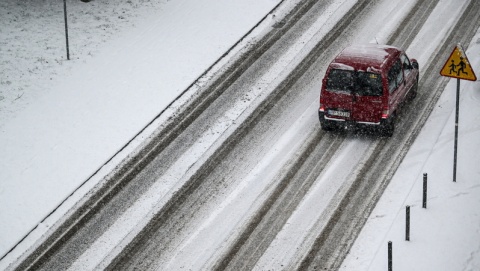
380 117 395 137
319 112 335 131
321 120 335 131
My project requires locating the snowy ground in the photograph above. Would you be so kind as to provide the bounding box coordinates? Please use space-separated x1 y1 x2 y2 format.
1 0 479 270
0 0 282 262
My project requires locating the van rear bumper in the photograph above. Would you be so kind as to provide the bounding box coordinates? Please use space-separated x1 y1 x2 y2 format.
319 111 381 126
319 111 394 136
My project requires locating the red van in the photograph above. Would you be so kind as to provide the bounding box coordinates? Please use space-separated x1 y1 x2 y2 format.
319 44 419 136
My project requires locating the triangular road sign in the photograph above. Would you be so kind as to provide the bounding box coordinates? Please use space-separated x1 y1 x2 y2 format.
440 45 477 81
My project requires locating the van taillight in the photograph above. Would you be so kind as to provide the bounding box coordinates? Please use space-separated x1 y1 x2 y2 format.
319 102 325 112
381 107 389 119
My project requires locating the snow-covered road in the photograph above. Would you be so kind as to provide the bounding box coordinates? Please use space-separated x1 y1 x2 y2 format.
1 0 479 270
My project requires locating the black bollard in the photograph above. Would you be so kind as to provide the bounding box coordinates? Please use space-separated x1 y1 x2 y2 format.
406 205 410 241
422 173 427 209
388 241 393 271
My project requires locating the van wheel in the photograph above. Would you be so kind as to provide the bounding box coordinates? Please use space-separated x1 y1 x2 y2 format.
380 117 395 137
319 112 335 131
321 121 335 131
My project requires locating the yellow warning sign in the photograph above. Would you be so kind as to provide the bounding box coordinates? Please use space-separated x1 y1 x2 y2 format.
440 45 477 81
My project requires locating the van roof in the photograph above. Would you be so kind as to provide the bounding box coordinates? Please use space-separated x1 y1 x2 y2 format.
330 44 402 73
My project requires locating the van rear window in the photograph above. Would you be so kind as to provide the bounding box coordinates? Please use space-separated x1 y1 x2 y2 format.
326 69 382 96
355 72 383 96
326 69 354 93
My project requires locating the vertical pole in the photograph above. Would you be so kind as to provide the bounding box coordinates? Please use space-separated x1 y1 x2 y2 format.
422 173 427 209
388 241 393 271
453 78 460 182
406 205 410 241
63 0 70 60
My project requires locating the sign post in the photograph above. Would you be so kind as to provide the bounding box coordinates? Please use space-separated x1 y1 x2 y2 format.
439 44 477 182
64 0 69 60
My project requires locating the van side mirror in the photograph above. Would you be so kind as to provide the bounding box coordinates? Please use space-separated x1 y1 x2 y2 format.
411 59 419 70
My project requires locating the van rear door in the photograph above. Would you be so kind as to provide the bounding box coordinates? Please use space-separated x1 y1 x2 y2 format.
324 69 354 120
352 72 384 123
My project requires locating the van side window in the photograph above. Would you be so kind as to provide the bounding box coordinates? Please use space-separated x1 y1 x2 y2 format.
388 60 403 93
401 54 414 78
401 54 411 70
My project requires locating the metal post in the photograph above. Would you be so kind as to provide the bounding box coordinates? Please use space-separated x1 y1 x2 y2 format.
423 173 427 208
406 205 410 241
63 0 70 60
453 78 460 182
388 241 393 271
